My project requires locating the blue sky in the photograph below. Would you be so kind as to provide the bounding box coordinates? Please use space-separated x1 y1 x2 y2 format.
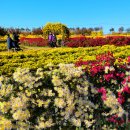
0 0 130 33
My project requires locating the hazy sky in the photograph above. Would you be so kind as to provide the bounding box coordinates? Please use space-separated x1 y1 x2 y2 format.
0 0 130 33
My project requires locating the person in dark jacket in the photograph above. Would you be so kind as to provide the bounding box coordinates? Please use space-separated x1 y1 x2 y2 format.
12 32 22 51
12 32 18 48
7 34 12 52
48 32 53 47
52 33 57 47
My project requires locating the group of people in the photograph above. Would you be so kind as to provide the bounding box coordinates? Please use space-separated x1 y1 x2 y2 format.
48 32 57 47
7 32 60 51
7 32 21 52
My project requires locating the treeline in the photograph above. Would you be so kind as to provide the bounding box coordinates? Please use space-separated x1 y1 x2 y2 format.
0 27 43 36
70 26 130 35
1 26 130 36
0 26 103 36
69 27 102 35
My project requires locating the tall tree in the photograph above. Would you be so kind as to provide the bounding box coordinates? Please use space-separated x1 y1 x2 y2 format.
109 28 115 33
126 28 130 33
118 26 124 33
94 27 101 31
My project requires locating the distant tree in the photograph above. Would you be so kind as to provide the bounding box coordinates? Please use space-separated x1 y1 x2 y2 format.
32 27 42 35
69 27 102 36
0 27 7 36
94 27 101 31
126 28 130 33
88 28 94 32
75 27 81 34
26 28 31 32
7 27 21 34
69 28 75 35
20 28 25 32
109 28 115 33
87 28 94 35
15 27 31 35
81 27 86 35
118 26 124 33
15 28 21 34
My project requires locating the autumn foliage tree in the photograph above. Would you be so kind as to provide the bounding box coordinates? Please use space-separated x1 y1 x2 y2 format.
42 22 70 40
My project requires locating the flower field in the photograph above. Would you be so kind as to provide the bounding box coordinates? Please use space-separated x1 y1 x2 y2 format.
0 41 130 129
19 36 130 47
1 0 130 128
1 34 130 47
0 43 130 76
20 37 48 46
65 36 130 47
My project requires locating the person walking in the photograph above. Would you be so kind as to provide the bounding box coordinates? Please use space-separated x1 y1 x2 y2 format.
48 32 53 47
7 34 12 52
52 33 57 47
12 32 18 50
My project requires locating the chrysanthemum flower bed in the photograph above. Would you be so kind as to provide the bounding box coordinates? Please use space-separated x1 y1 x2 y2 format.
0 45 130 76
65 36 130 47
0 52 129 129
20 37 48 46
20 36 130 47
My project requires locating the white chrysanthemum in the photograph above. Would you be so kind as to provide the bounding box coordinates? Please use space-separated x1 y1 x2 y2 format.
11 94 28 111
71 118 81 127
54 98 66 108
48 90 55 97
13 68 36 88
84 119 95 128
0 116 13 129
104 91 124 116
52 76 63 86
126 71 130 76
56 87 64 97
13 109 30 121
0 76 4 82
0 101 11 113
105 66 115 74
109 66 115 71
37 118 54 129
111 79 117 84
59 63 83 79
0 84 13 96
105 66 109 73
128 83 130 88
66 93 74 106
75 111 82 118
36 68 44 76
